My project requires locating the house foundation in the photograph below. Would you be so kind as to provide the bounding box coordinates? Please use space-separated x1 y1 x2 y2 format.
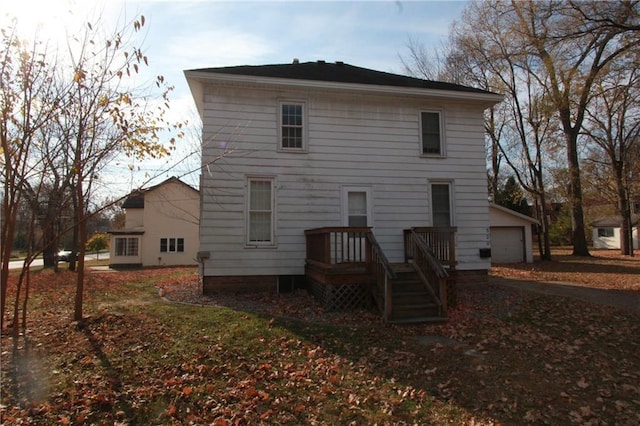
202 275 307 295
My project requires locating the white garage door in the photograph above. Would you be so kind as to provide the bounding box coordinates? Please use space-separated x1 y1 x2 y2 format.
491 227 524 263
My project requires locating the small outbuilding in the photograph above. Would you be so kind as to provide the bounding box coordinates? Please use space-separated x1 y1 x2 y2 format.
489 203 539 263
590 215 640 250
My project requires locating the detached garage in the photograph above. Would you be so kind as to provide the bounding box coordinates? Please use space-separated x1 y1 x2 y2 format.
489 203 539 263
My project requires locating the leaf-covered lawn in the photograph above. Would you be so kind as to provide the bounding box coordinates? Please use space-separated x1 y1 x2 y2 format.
1 252 639 425
490 248 640 291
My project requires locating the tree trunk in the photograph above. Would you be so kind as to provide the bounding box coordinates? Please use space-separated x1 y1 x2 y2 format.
538 191 552 261
73 173 86 322
69 195 79 272
566 131 590 256
614 166 633 256
1 198 19 331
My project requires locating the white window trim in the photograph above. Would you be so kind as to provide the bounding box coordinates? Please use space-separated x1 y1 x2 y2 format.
160 237 185 253
245 176 277 247
341 186 373 228
419 109 446 157
115 236 139 257
429 180 455 227
277 99 308 153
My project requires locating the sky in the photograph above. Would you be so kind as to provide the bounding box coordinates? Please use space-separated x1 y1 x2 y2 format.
3 0 468 196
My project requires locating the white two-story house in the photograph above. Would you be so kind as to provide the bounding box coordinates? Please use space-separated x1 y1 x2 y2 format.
108 177 200 268
185 61 502 321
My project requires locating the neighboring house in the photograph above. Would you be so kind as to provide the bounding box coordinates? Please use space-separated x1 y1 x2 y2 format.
590 216 640 250
185 60 502 320
489 203 539 263
108 177 200 268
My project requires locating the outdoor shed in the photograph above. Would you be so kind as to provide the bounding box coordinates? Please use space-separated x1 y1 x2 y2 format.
590 216 640 250
489 203 539 263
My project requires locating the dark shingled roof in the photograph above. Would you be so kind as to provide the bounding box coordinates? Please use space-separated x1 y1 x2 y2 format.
121 177 198 209
189 61 496 95
121 190 145 209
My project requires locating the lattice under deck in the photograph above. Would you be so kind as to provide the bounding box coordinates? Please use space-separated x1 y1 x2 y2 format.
309 280 372 311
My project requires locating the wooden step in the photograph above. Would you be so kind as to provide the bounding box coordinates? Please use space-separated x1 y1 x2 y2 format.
390 262 414 273
392 291 432 305
388 316 448 325
388 262 444 323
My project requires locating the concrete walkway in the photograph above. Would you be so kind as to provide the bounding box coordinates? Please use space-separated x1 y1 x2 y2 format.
488 276 640 313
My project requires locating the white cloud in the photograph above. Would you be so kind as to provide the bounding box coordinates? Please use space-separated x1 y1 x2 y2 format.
165 28 277 69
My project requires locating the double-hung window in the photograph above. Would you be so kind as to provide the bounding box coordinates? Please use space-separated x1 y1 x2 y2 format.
115 237 139 256
420 111 444 156
279 101 305 151
430 182 453 227
160 238 185 253
247 177 274 245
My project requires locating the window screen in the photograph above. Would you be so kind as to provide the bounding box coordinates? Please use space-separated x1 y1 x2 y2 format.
421 112 442 155
249 179 273 243
431 183 451 227
348 191 368 227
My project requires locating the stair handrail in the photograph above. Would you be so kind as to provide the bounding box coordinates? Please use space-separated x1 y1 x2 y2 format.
365 231 396 321
406 229 448 316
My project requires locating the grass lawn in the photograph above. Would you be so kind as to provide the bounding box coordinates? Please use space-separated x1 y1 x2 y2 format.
1 250 639 425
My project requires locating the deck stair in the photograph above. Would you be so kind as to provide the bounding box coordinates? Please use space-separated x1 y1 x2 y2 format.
387 263 447 324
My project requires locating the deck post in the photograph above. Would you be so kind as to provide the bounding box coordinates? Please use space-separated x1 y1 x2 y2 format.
323 232 331 264
439 276 448 316
384 274 392 320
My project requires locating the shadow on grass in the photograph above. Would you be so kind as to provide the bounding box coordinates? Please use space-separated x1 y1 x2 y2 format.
79 320 135 421
5 336 50 405
509 253 640 276
488 276 640 312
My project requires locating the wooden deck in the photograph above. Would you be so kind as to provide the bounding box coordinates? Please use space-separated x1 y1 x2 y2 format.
304 227 456 323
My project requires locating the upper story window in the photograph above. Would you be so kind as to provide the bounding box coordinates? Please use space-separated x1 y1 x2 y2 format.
420 111 444 156
279 101 306 151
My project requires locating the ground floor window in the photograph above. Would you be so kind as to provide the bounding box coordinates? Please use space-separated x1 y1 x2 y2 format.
247 177 275 244
160 237 185 253
115 237 139 256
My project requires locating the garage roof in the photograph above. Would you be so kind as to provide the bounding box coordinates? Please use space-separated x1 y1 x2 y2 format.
490 203 539 224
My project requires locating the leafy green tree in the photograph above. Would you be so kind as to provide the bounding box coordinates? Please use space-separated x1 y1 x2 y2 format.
86 233 109 260
496 176 531 216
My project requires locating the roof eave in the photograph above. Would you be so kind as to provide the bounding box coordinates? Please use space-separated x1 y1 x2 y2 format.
490 203 540 225
184 70 504 108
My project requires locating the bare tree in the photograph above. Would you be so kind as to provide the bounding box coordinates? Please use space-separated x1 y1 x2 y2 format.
1 10 186 328
0 24 59 330
507 0 640 256
55 14 182 322
408 0 640 257
583 65 640 255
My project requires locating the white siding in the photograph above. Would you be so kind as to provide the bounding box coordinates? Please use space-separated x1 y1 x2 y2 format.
142 181 200 267
199 86 491 275
592 226 640 250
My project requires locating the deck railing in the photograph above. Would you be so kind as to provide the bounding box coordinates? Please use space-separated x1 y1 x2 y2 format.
305 227 372 266
364 232 396 320
305 227 396 319
406 227 457 270
306 226 455 320
404 228 449 316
